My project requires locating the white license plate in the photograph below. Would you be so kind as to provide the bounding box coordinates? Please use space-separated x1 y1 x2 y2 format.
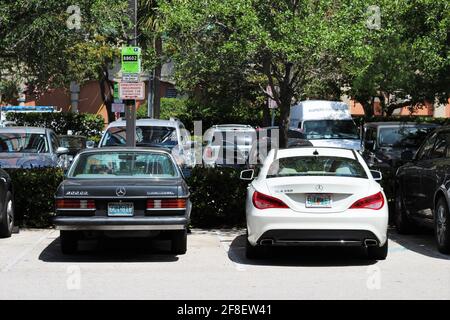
108 203 134 216
306 194 332 208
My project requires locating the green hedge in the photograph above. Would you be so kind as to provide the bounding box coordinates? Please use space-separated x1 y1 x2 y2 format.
186 167 248 228
6 112 105 140
5 168 64 228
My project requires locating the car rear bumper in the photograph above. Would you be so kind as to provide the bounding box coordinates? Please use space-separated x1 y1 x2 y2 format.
246 208 388 247
53 216 188 231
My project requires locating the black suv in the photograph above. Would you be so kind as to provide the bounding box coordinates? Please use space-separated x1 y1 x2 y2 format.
395 126 450 253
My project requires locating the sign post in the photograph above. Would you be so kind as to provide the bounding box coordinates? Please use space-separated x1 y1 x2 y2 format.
120 46 142 147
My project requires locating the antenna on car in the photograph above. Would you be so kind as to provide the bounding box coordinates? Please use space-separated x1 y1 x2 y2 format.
313 149 319 156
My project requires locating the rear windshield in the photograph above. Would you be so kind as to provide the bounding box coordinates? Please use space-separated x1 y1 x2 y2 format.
211 130 255 147
378 126 436 148
101 126 178 148
267 156 367 179
0 132 49 153
69 151 179 179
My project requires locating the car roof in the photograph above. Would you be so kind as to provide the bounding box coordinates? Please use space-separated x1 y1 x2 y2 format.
0 126 49 133
275 147 357 160
77 147 172 155
364 122 439 128
107 118 179 128
212 124 254 130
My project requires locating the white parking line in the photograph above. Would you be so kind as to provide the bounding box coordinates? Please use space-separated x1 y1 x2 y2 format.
215 231 246 272
1 230 55 273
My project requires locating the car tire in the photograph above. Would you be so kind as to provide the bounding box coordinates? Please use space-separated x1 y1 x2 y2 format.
171 230 187 255
367 240 388 260
435 197 450 254
0 191 14 238
395 188 417 234
60 231 78 254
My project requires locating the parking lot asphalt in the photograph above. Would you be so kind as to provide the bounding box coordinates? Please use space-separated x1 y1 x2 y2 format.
0 228 449 300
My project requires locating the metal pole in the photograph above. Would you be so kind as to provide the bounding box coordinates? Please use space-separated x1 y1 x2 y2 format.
125 0 138 147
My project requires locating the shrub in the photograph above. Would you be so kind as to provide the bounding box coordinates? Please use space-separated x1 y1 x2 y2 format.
5 168 64 228
6 112 105 140
187 166 248 228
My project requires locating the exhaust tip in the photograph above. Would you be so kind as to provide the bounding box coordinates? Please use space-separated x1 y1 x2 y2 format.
364 239 378 247
260 239 274 246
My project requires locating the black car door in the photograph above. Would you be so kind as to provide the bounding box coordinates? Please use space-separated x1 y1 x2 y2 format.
419 132 450 220
402 132 437 215
417 132 447 219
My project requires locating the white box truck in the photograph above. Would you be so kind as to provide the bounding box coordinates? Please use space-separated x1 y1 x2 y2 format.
289 100 361 150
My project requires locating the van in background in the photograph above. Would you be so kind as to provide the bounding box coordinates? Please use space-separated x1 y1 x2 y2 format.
289 100 361 150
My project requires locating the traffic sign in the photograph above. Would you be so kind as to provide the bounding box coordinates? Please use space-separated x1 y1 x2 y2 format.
121 47 141 74
119 82 145 100
122 73 139 82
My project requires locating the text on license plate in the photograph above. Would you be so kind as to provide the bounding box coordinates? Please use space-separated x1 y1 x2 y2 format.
306 194 332 208
108 203 134 216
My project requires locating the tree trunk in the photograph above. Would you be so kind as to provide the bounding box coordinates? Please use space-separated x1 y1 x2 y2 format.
99 69 115 123
262 99 271 127
153 36 162 119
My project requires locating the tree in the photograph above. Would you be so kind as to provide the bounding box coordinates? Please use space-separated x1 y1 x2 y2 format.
0 0 131 121
343 0 450 117
160 0 370 146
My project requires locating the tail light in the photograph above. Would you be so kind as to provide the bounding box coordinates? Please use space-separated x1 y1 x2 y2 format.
56 199 95 209
350 192 384 210
252 191 288 210
204 146 213 159
147 198 186 209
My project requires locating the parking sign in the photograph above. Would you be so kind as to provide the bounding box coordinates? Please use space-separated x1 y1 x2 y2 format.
121 47 141 74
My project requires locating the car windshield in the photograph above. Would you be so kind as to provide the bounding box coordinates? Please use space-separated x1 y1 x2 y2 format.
101 126 178 147
0 132 49 153
59 136 86 149
211 130 255 147
69 151 179 179
267 156 367 178
378 126 435 148
303 120 359 140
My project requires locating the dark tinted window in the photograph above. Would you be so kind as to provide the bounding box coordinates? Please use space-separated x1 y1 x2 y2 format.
416 133 437 160
101 126 178 147
378 126 436 148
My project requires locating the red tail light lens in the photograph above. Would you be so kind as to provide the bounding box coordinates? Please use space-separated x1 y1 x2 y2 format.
205 147 213 159
252 191 289 210
350 192 384 210
147 199 187 209
56 199 95 209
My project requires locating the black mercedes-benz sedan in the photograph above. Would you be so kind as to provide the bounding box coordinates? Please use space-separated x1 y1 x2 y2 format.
53 147 191 255
395 126 450 254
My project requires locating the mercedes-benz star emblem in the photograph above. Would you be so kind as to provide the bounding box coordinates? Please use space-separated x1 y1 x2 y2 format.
116 187 126 197
315 184 324 191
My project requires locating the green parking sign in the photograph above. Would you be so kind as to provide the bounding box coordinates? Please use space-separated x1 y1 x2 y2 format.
121 47 141 74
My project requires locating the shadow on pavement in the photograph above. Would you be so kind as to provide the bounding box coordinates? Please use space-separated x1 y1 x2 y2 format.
227 235 378 267
388 228 450 260
39 236 180 263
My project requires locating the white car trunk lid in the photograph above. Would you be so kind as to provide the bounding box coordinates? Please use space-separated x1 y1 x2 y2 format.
265 176 370 213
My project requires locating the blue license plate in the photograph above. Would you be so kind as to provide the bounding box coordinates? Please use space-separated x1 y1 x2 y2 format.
108 203 134 216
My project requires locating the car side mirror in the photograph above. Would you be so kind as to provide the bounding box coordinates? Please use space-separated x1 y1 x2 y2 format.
86 140 96 149
56 147 69 155
401 150 414 161
370 170 382 181
364 140 375 151
240 169 254 180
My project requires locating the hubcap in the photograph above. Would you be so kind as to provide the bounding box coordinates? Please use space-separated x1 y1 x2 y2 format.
436 204 448 245
6 200 13 230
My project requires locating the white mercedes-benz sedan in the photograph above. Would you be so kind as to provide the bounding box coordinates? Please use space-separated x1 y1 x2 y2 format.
240 147 388 260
